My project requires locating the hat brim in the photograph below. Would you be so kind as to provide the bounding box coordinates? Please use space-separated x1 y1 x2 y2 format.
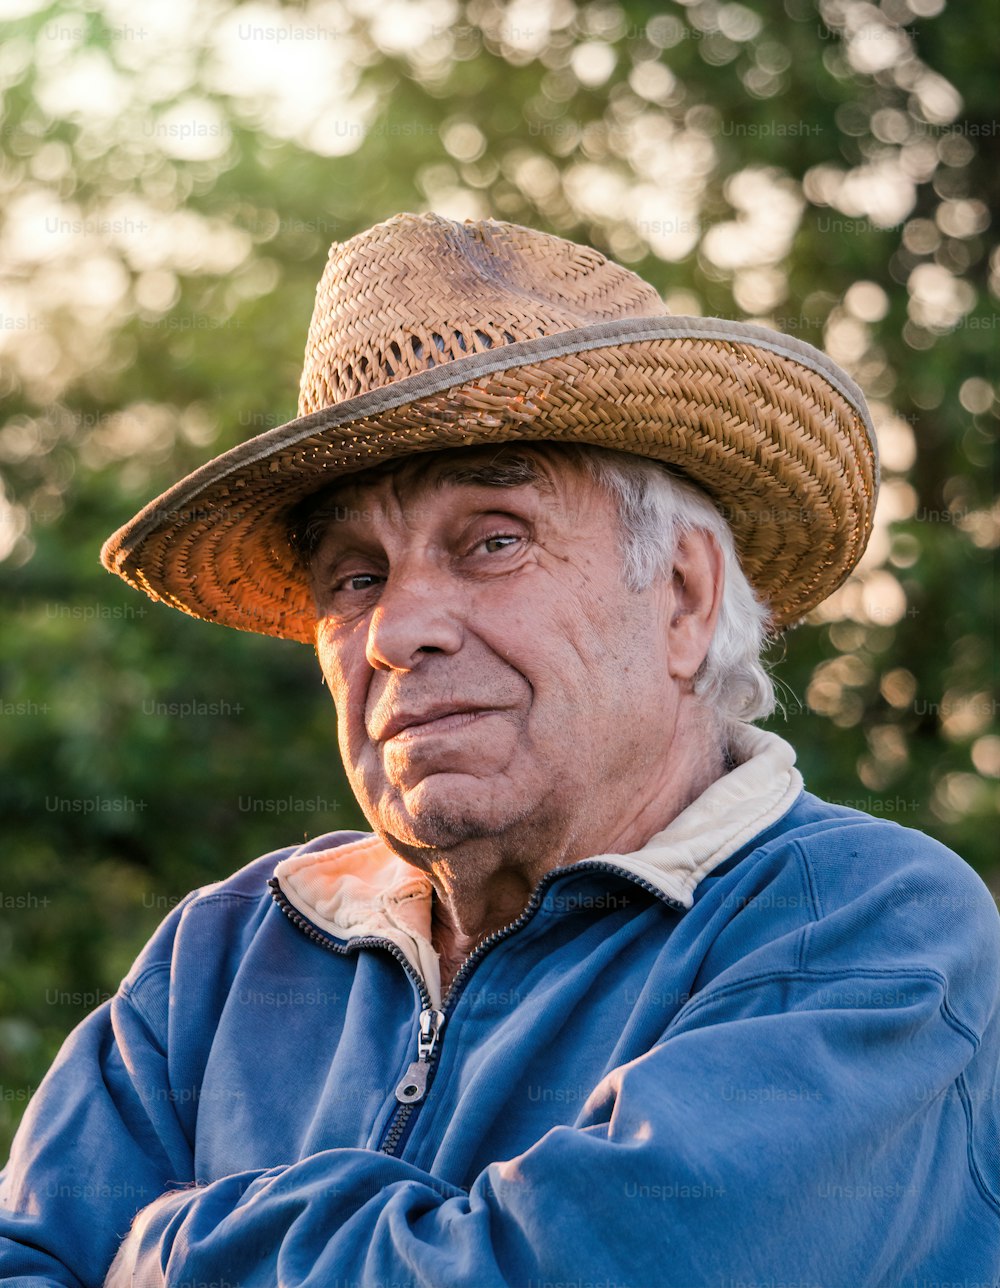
100 315 879 640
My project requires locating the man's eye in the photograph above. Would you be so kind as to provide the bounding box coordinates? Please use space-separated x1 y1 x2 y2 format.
332 572 382 594
478 533 520 554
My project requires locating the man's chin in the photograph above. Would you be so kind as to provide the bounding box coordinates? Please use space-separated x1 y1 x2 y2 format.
374 774 525 851
390 810 504 852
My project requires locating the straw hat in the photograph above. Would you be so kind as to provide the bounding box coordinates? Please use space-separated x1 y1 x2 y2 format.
101 211 878 640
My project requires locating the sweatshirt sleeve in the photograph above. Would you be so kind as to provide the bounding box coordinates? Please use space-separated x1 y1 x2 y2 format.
99 843 1000 1288
0 982 195 1287
0 901 202 1287
0 844 309 1288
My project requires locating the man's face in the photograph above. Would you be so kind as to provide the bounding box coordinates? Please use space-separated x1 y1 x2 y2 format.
308 445 683 859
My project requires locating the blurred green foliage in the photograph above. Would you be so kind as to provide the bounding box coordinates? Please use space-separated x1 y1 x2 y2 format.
0 0 997 1155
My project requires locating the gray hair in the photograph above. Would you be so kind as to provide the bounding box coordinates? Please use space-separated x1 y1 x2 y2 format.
569 446 776 727
288 442 776 727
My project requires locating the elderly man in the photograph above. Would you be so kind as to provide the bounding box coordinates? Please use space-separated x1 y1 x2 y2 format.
1 213 998 1287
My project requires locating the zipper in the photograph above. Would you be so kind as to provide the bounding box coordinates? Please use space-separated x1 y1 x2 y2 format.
392 1006 447 1103
268 863 683 1157
376 1005 446 1156
267 877 442 1156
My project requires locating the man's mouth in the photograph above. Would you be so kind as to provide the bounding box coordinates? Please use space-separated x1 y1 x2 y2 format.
375 706 499 743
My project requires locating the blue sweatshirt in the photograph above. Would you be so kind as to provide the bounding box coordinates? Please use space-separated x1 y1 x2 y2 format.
1 729 998 1287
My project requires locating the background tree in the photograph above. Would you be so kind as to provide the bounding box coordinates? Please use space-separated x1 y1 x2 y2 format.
1 0 996 1153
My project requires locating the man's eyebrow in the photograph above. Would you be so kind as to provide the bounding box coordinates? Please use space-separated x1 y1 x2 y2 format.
422 453 557 496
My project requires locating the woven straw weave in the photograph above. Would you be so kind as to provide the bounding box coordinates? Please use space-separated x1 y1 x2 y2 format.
298 216 664 409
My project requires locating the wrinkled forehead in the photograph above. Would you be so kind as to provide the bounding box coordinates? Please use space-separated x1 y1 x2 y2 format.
328 441 583 505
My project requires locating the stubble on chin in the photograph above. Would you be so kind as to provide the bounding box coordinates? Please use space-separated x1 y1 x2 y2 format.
367 772 538 858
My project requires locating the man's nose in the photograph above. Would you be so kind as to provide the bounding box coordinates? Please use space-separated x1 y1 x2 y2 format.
365 562 465 670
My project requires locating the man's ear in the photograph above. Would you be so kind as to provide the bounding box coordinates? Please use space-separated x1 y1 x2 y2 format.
665 528 725 683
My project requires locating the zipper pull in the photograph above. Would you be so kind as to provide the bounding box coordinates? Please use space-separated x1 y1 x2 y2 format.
394 1008 446 1104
